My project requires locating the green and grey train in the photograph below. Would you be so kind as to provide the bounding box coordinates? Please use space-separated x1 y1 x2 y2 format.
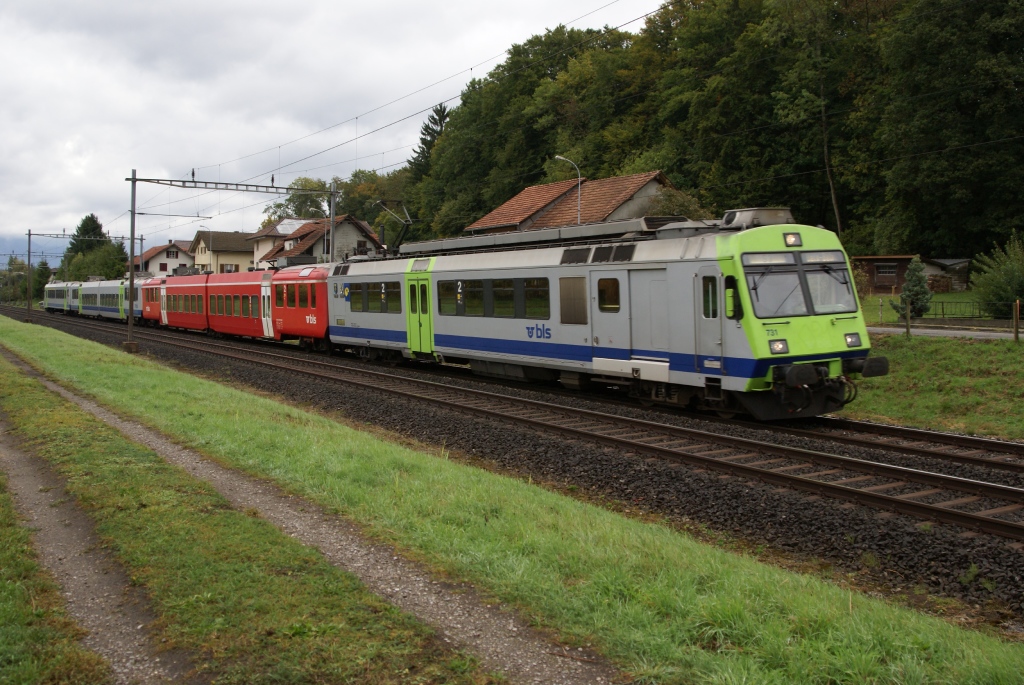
327 208 888 420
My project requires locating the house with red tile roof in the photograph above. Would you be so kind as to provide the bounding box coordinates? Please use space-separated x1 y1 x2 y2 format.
253 216 384 268
465 171 671 234
131 240 194 276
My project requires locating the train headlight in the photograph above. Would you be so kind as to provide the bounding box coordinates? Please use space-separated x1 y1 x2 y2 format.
769 339 789 355
784 232 802 247
844 333 861 348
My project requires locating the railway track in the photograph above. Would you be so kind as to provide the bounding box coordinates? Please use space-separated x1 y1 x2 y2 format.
11 307 1024 543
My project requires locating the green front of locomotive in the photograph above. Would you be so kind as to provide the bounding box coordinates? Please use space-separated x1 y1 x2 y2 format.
717 224 888 420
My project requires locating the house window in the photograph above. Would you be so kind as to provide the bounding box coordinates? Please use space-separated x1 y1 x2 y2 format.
167 250 178 259
159 263 167 272
876 264 897 277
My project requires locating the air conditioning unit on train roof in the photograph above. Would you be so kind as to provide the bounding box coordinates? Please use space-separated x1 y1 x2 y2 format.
721 207 794 230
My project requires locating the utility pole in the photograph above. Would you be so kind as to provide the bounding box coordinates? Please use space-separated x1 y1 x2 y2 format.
329 181 336 262
25 230 32 322
125 169 139 353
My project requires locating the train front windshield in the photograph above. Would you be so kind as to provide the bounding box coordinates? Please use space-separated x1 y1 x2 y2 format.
742 251 857 318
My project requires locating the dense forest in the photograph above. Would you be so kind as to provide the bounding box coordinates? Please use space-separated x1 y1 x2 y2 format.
277 0 1022 259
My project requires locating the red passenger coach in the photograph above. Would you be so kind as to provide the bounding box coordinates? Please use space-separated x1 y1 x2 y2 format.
162 274 210 331
139 277 163 326
271 265 330 348
207 272 267 339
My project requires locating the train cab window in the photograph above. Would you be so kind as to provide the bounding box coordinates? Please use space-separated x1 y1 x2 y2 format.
349 283 365 312
702 277 719 319
597 278 620 313
366 283 383 313
298 284 308 308
438 281 456 315
233 295 241 317
385 282 401 313
241 295 249 317
275 285 284 308
524 278 550 319
217 294 225 316
492 279 514 317
463 280 484 316
560 277 588 325
287 285 297 308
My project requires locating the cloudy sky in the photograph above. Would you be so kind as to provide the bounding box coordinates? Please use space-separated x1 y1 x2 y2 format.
0 0 662 264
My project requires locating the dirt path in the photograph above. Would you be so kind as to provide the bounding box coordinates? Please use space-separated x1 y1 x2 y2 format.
0 423 197 684
4 352 621 685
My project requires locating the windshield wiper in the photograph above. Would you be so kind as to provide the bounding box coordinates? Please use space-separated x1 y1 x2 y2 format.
819 264 849 287
750 266 774 293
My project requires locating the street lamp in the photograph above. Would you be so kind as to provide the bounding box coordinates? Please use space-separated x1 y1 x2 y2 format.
554 155 581 225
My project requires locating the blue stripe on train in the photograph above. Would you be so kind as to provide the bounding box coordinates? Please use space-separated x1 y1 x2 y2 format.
332 329 868 379
329 326 407 344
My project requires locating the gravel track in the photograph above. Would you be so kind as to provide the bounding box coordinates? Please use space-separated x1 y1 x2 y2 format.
31 315 1024 627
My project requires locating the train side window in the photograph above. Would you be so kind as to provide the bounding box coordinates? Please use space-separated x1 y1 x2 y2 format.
210 295 216 314
310 284 316 309
437 281 456 315
233 295 241 317
367 283 383 313
702 276 719 319
350 283 365 312
198 295 204 315
492 279 514 318
287 284 297 308
463 280 484 316
560 277 588 325
385 282 401 313
217 294 225 316
419 284 428 315
275 285 284 308
524 278 549 319
185 295 191 314
597 278 620 312
724 276 743 320
241 295 249 318
298 284 308 308
251 295 258 318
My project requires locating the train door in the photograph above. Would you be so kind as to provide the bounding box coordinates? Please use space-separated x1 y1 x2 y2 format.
160 285 168 325
629 269 669 359
589 270 631 359
405 275 433 355
694 266 724 374
260 273 274 338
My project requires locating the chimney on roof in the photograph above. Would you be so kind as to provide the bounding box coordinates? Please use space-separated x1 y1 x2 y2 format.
168 240 173 244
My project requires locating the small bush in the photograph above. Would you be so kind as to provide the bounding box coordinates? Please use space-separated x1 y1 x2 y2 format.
890 256 932 318
971 233 1024 319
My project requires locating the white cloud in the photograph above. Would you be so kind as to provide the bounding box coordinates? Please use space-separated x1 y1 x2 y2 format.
0 0 659 260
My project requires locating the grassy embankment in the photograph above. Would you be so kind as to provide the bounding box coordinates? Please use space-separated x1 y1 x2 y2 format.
0 469 111 684
3 317 1024 683
844 333 1024 440
0 352 493 684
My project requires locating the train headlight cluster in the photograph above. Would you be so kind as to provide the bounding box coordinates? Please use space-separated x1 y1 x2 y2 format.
769 339 789 355
844 333 862 348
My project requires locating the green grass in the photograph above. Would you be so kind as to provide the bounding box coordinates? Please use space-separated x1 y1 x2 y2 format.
842 333 1024 439
0 468 111 684
3 316 1024 683
0 354 493 684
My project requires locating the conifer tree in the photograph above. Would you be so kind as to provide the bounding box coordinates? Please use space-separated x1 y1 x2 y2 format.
890 256 932 318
